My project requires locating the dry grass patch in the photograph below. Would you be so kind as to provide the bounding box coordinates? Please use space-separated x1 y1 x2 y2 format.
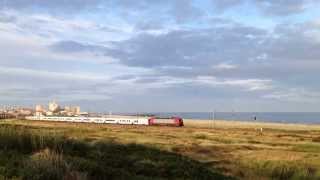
2 119 320 179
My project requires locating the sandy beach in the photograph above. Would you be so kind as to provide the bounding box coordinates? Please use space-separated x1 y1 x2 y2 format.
184 119 320 130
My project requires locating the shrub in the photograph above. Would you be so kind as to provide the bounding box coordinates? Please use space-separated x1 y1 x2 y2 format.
312 136 320 143
194 134 209 140
23 149 67 180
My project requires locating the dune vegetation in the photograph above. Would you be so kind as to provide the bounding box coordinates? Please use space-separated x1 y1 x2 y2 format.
1 119 320 180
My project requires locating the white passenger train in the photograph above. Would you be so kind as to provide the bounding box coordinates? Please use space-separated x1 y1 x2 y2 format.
25 115 150 125
25 115 184 126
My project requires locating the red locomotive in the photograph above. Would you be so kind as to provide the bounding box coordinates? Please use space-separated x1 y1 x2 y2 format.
148 117 184 127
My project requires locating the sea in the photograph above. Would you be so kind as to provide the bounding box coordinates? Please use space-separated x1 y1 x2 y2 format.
132 112 320 125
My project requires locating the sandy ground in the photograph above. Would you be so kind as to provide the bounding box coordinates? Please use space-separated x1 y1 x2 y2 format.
184 119 320 130
111 115 320 130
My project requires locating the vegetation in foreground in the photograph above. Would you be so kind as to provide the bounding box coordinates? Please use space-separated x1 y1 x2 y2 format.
0 123 229 180
1 119 320 180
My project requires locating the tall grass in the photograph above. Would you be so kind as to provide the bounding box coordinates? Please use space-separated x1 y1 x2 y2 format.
0 125 65 153
242 160 320 180
0 124 231 180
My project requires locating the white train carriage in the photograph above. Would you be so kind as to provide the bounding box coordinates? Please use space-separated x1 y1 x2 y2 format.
104 118 118 124
25 115 150 125
91 117 105 123
106 117 149 125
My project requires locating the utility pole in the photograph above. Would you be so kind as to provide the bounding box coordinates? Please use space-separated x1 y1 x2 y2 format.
213 109 215 129
211 109 215 129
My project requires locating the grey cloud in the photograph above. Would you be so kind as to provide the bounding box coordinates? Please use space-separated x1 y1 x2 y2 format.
211 0 246 12
114 0 167 10
211 0 318 16
0 0 170 13
108 21 320 93
254 0 317 16
1 0 318 23
208 17 236 26
0 12 16 23
0 0 104 13
111 25 267 68
269 23 320 61
50 40 105 53
47 19 320 93
169 0 204 23
39 13 320 109
0 0 202 24
114 0 204 24
134 20 164 31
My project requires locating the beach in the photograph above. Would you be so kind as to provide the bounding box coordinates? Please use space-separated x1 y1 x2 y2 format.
184 119 320 130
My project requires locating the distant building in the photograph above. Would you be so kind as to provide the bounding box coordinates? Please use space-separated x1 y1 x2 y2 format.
31 101 83 117
35 105 44 112
48 101 59 112
64 106 70 112
18 108 33 116
46 111 53 116
73 106 81 115
35 112 43 116
63 105 80 116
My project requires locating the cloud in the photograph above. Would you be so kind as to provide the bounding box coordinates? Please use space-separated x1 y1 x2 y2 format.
0 0 105 14
43 18 320 96
169 0 204 23
49 40 105 54
212 62 238 70
195 76 272 91
134 20 164 31
0 11 16 23
254 0 318 16
0 0 202 25
210 0 319 16
211 0 246 13
263 88 320 102
132 75 273 92
109 25 267 68
0 9 132 44
0 66 113 81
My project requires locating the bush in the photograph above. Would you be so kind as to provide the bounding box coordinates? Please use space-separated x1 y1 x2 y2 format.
23 149 67 180
194 134 209 140
312 136 320 143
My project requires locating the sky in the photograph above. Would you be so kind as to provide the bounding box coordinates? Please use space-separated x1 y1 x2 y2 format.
0 0 320 112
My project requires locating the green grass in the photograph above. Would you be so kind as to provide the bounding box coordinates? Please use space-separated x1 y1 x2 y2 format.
241 160 320 180
193 134 209 140
292 143 320 153
0 124 232 180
